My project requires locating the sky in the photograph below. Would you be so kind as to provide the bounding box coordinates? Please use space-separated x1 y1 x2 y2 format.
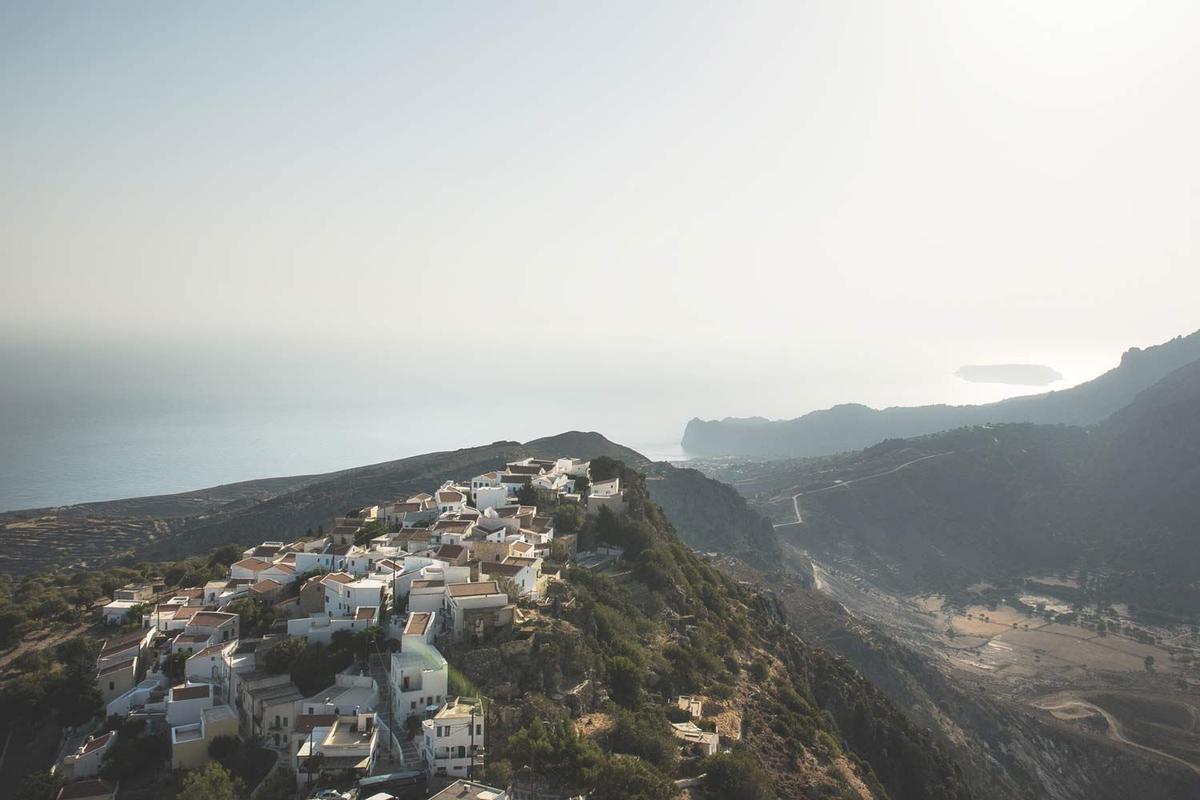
1 2 1199 507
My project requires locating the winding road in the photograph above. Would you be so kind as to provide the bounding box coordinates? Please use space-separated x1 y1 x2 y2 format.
772 451 954 528
1034 695 1200 778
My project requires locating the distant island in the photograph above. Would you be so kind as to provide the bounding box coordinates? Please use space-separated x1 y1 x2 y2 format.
954 363 1063 386
682 329 1200 457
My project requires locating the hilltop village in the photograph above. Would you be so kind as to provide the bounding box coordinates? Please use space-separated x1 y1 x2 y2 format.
60 456 713 800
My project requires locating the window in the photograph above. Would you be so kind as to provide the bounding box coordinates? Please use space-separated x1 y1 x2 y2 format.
108 681 115 691
410 701 416 710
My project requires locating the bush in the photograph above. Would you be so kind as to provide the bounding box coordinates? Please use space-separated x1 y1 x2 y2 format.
702 749 775 800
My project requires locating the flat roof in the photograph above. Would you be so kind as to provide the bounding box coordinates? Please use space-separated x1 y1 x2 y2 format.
404 612 432 635
427 780 506 800
447 581 501 598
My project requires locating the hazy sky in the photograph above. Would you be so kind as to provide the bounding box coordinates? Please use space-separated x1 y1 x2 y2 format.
3 1 1199 418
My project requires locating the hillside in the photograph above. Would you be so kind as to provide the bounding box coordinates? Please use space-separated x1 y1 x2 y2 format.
682 329 1200 457
642 463 787 570
448 458 971 800
0 432 648 575
715 359 1200 617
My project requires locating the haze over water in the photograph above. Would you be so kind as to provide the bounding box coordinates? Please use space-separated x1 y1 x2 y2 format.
3 4 1198 510
0 339 1122 511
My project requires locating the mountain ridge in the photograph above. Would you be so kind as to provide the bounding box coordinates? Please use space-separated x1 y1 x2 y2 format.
682 329 1200 457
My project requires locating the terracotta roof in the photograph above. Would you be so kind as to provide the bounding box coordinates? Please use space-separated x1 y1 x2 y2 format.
355 606 378 621
170 684 211 701
97 657 136 676
435 544 466 561
190 642 233 659
173 606 202 619
322 572 354 585
251 545 281 558
482 562 523 578
57 779 115 800
173 633 212 644
500 473 532 484
232 558 271 572
432 519 471 532
511 541 535 554
329 525 360 538
251 579 283 593
405 612 432 635
328 544 354 555
393 502 421 512
80 732 113 754
437 490 464 503
377 559 403 571
505 464 543 475
447 581 501 598
188 612 236 627
100 629 149 654
396 527 431 540
272 563 296 574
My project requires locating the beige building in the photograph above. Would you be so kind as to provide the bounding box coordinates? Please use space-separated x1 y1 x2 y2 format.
170 704 239 770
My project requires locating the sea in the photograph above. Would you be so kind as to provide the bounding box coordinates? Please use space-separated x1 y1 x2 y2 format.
0 344 1118 513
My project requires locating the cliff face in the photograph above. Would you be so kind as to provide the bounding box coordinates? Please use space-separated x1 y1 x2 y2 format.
748 573 1200 800
681 330 1200 457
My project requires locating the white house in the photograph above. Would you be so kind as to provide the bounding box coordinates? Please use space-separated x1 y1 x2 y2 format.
590 477 619 497
472 485 508 512
184 611 239 643
185 640 237 687
62 731 116 779
408 579 447 614
298 673 378 717
420 697 485 778
101 599 140 625
436 488 467 515
390 613 448 722
296 710 379 787
445 581 511 641
670 721 719 757
470 472 501 490
166 683 215 726
480 557 541 599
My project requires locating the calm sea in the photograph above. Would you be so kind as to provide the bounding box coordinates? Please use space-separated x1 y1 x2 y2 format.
0 345 1115 512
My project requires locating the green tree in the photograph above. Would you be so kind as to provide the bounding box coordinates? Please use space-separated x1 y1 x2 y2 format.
263 636 306 674
517 483 539 507
481 758 513 789
255 767 297 800
606 656 643 708
588 754 678 800
553 503 583 534
163 651 189 683
611 707 678 771
13 769 63 800
702 749 775 800
178 762 243 800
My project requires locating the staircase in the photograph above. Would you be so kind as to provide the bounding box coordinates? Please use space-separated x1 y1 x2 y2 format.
400 737 420 768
